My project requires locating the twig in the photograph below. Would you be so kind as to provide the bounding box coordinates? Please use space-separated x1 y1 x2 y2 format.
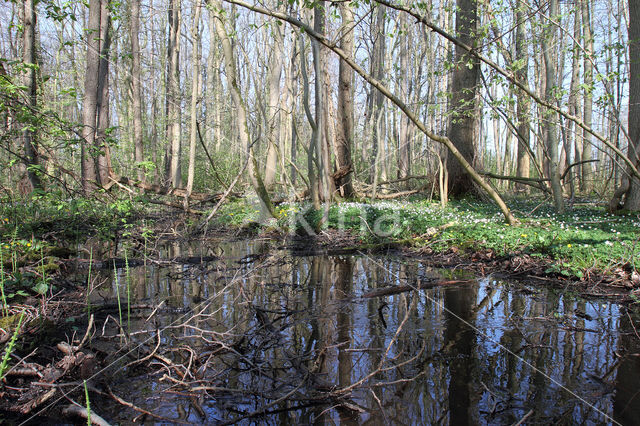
628 311 640 341
219 376 308 425
144 300 165 323
124 329 161 368
106 385 178 422
75 314 94 351
369 388 387 423
513 409 534 426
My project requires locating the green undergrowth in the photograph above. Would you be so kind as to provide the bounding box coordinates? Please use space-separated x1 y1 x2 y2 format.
215 197 640 279
0 192 140 242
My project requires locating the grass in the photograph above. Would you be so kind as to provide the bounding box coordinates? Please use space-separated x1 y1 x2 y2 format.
0 311 24 380
0 249 7 317
124 248 131 333
84 379 91 426
113 260 123 337
214 197 640 279
86 247 93 317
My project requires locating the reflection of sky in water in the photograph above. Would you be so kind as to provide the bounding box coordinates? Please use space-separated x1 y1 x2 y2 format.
92 241 636 425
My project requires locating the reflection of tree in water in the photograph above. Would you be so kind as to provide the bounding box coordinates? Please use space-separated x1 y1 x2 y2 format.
91 247 632 424
614 308 640 424
444 285 478 426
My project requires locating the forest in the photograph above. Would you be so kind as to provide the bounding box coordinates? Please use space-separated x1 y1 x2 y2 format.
0 0 639 423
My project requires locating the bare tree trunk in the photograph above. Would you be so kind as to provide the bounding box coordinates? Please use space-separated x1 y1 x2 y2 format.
21 0 42 192
96 0 112 186
581 0 594 193
566 5 582 199
130 0 144 182
397 12 411 183
334 2 355 198
612 0 640 210
313 3 331 204
186 1 202 198
150 0 160 184
446 0 480 197
289 39 299 187
299 33 320 208
543 0 565 212
80 0 101 193
369 5 386 186
166 0 182 188
263 8 284 190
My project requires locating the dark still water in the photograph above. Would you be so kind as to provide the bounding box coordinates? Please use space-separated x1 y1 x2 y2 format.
89 240 640 425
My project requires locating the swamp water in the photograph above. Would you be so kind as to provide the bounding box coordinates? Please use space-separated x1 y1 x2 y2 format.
85 240 640 425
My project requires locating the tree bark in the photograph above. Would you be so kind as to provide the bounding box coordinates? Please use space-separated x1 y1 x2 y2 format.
397 12 411 184
299 33 320 208
514 6 530 191
369 5 386 187
446 0 480 197
186 1 202 198
313 3 331 204
21 0 42 192
80 0 101 193
542 0 565 212
566 5 581 199
166 0 182 188
263 10 284 190
334 2 355 198
616 0 640 210
95 0 112 186
581 0 594 193
130 0 144 182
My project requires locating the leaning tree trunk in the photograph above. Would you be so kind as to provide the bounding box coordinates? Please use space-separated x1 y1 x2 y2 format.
299 33 320 208
446 0 480 197
209 0 276 217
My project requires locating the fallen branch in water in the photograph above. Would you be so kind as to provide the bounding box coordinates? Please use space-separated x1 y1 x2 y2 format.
362 279 475 298
62 404 111 426
106 385 176 423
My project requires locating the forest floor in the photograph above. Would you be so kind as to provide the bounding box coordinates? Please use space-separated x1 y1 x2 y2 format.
0 195 638 306
213 197 640 299
0 194 639 421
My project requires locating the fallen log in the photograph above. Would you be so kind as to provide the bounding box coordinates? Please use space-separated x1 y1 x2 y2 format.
362 279 475 298
106 174 223 202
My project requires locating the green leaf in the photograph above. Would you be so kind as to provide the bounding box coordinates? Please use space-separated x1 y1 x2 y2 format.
33 281 48 295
